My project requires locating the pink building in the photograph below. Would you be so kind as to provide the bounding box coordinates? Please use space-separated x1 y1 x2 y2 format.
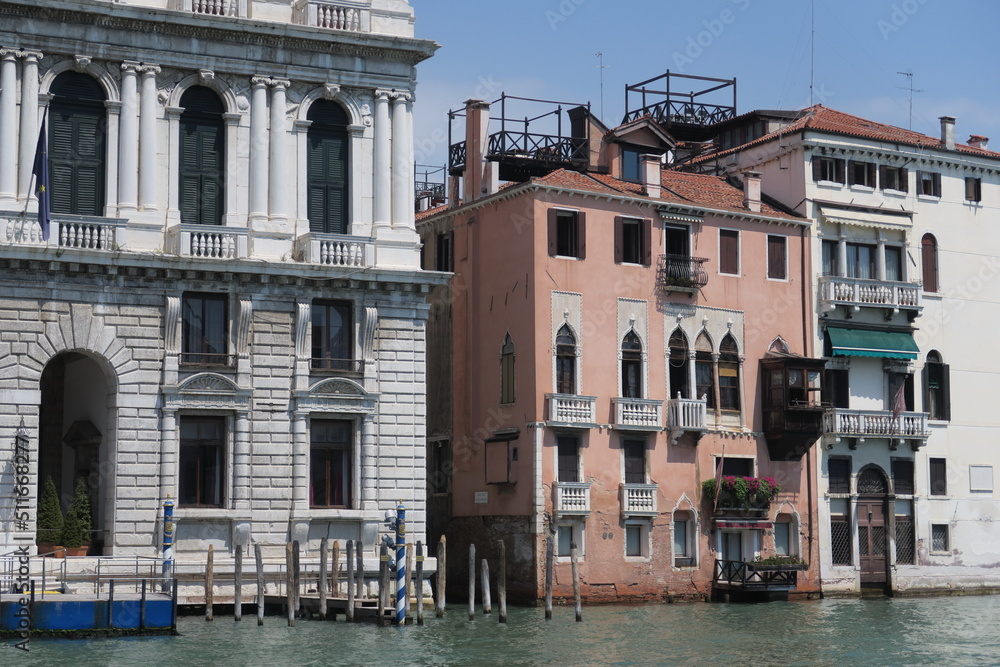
419 82 823 603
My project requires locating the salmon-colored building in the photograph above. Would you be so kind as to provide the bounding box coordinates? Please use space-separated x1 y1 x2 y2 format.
419 81 823 602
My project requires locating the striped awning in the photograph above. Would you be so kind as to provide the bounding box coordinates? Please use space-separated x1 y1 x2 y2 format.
827 327 919 360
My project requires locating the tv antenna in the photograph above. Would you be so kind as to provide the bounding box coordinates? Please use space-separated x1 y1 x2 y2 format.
897 71 923 130
595 51 609 121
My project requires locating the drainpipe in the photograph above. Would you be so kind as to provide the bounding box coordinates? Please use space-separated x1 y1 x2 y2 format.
800 224 816 586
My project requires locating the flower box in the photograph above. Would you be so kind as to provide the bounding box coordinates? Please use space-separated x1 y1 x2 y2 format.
702 476 780 512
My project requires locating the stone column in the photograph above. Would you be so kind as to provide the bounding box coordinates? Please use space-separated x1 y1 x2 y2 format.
165 106 183 220
118 61 140 211
159 408 178 502
711 353 721 425
17 50 40 198
737 356 747 429
687 352 697 401
234 410 250 510
390 92 411 229
139 65 160 210
876 234 886 281
292 410 309 511
837 235 848 278
0 49 18 203
268 79 288 222
373 90 391 230
361 413 376 510
249 76 269 220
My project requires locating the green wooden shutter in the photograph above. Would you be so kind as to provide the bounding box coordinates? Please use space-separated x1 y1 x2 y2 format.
308 130 348 234
179 87 225 225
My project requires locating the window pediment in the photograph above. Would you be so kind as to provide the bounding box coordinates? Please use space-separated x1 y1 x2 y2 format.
164 372 249 410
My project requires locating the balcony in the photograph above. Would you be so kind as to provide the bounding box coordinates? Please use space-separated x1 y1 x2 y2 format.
666 396 708 444
612 397 662 430
823 408 929 449
656 254 709 294
296 1 371 31
620 483 658 517
555 482 591 517
545 393 597 427
183 0 246 17
169 224 248 259
2 212 126 250
713 559 800 597
296 232 372 268
819 276 922 318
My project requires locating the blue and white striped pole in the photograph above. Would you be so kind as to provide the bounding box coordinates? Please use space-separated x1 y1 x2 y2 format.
162 497 175 592
395 502 406 625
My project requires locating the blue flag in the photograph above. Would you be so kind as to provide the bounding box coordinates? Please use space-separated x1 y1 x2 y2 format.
31 117 50 241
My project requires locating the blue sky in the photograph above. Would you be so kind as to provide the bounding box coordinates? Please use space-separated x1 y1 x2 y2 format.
411 0 1000 170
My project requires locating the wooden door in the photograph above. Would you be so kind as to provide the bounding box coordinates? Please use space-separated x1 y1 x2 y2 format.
857 497 887 584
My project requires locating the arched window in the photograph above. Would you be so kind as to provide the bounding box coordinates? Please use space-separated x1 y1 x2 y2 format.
621 331 643 399
49 72 106 216
179 86 226 225
673 509 695 567
921 233 938 293
668 329 689 399
923 350 950 421
307 100 350 234
719 334 740 411
500 333 515 404
695 332 714 408
774 512 797 556
555 324 576 394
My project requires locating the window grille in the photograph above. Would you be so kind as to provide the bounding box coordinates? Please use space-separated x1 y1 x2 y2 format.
895 519 915 564
831 519 852 564
857 468 887 494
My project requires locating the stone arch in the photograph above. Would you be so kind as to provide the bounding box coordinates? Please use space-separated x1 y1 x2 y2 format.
309 377 368 397
771 499 803 556
297 85 364 127
720 331 741 357
768 336 791 355
857 464 890 495
695 329 714 353
668 326 690 349
168 72 240 114
40 58 120 103
178 372 241 394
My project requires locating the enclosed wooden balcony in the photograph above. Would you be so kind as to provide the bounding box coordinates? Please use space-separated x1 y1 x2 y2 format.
554 482 591 517
760 357 827 460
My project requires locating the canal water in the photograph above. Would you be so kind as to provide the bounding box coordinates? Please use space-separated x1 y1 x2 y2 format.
4 595 1000 666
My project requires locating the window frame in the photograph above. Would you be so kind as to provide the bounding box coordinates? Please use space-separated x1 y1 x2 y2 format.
848 160 876 188
812 156 845 184
556 521 585 559
555 324 578 395
306 100 351 235
624 520 650 559
672 512 696 568
969 465 993 493
309 418 354 509
929 457 948 496
921 234 939 293
500 333 516 405
964 176 982 203
766 234 788 281
923 351 950 421
917 170 942 198
556 434 581 483
880 164 908 193
892 458 915 495
548 209 586 259
49 71 108 217
311 300 355 372
620 331 644 399
930 523 949 553
828 457 852 494
435 231 454 272
178 86 227 226
622 438 647 485
719 228 740 276
178 414 227 508
181 292 230 367
615 216 651 266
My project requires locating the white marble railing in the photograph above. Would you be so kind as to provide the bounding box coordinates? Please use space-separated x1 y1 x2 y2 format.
819 276 922 311
169 224 248 259
1 213 125 250
299 1 370 31
613 397 663 429
555 482 591 516
58 220 122 250
666 396 708 431
621 483 658 516
298 232 372 267
183 0 246 17
824 408 929 438
545 393 597 425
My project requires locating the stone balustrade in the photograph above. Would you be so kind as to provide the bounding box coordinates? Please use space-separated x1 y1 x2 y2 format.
555 482 591 516
620 483 658 517
613 397 663 429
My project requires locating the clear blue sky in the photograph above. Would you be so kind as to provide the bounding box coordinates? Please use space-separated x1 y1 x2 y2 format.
411 0 1000 170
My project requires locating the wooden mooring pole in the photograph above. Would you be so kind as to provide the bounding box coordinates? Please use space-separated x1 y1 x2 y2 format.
498 539 507 624
435 535 446 618
570 542 582 622
481 558 492 614
285 542 295 627
319 537 329 620
544 535 553 620
293 540 301 618
356 539 364 600
205 544 214 622
346 539 356 623
254 543 264 626
415 541 424 626
234 544 243 622
468 543 475 621
378 543 389 627
332 541 341 598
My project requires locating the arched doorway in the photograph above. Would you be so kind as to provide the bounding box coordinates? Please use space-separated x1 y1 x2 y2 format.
38 352 116 555
856 466 890 592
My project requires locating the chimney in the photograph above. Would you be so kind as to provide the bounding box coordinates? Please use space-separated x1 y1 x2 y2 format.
969 134 989 150
463 99 498 202
641 154 661 199
939 116 956 151
743 170 762 213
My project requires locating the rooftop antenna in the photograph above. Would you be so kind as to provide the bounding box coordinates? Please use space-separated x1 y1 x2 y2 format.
897 71 923 130
809 0 815 105
595 51 608 121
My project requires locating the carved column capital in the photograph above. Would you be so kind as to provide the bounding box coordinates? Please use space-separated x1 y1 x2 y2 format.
121 60 141 74
251 75 271 88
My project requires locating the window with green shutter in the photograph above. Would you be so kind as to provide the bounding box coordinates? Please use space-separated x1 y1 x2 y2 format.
49 72 107 216
307 100 349 234
179 86 226 226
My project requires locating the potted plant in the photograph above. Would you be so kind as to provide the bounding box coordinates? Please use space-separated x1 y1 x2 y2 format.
36 476 64 555
747 555 809 571
702 476 781 512
61 477 92 556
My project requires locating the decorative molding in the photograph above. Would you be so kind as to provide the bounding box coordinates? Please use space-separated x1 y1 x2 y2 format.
181 374 239 393
360 306 377 361
74 55 92 71
236 298 253 359
165 295 181 353
314 379 365 396
198 69 215 85
163 372 251 410
294 377 377 414
323 82 341 99
295 301 310 360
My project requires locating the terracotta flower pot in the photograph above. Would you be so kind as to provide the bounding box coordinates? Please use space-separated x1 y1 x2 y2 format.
63 546 88 557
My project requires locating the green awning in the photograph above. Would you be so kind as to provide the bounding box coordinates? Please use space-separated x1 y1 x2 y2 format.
827 327 919 360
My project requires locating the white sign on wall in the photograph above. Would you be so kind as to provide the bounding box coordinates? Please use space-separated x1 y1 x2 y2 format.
474 491 488 504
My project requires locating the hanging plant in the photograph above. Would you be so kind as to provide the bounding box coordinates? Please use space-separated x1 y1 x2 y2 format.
702 476 780 511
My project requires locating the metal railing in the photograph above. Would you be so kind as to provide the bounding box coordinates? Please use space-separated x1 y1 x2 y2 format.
823 408 929 438
545 393 597 425
657 254 709 291
623 100 736 126
555 482 591 515
486 130 587 164
310 358 365 373
713 559 799 590
819 276 922 311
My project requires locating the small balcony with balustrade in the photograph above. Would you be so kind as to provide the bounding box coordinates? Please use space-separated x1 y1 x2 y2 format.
665 394 708 444
545 393 597 429
295 232 373 268
823 408 929 451
819 276 922 320
620 483 658 518
168 224 248 260
554 482 591 517
1 212 126 252
612 397 662 431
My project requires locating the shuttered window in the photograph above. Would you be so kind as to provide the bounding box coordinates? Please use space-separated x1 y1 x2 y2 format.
923 350 950 421
767 235 787 280
179 86 226 225
307 101 350 234
921 233 938 293
719 229 739 274
49 72 106 216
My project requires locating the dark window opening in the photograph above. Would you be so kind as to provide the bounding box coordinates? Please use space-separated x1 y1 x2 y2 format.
918 171 941 197
813 156 845 183
892 459 914 495
311 300 353 371
828 458 851 494
719 457 753 477
549 210 584 258
623 439 645 484
718 335 740 411
767 235 787 280
848 160 876 187
555 324 576 395
621 331 643 399
668 330 689 399
822 239 838 276
49 72 107 216
179 86 226 225
181 292 229 365
921 234 939 293
435 231 454 272
880 165 908 192
924 350 950 421
720 229 739 275
965 177 982 203
179 415 224 507
622 146 641 182
929 457 947 496
845 243 876 280
310 419 352 508
500 334 515 404
307 100 350 234
557 436 580 483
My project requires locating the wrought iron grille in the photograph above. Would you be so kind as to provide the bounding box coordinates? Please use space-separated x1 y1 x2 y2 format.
932 524 949 552
858 526 869 556
831 519 852 564
656 254 709 291
895 519 915 564
872 526 886 556
857 468 888 494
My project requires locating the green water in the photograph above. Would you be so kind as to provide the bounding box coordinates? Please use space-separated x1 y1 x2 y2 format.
4 596 1000 666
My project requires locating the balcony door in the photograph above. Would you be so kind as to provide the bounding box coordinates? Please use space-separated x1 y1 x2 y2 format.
665 225 689 257
721 531 743 562
857 467 889 587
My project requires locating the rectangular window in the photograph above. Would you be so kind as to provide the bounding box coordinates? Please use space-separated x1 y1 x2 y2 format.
548 210 585 258
181 292 229 366
895 500 915 565
310 419 352 508
427 438 451 495
557 436 580 483
845 243 876 280
825 369 850 409
918 171 941 197
830 499 852 565
719 360 740 411
924 357 951 421
622 147 641 182
774 522 790 556
892 459 914 495
929 458 947 496
556 523 582 557
615 217 651 265
696 355 714 409
970 465 993 493
311 300 354 371
435 231 454 272
931 524 949 553
625 522 648 557
965 177 982 203
719 229 739 275
179 415 225 507
848 160 876 187
822 239 838 276
828 458 851 494
673 520 688 557
885 246 903 282
623 439 645 484
813 156 845 183
719 457 753 477
767 235 787 280
880 165 908 192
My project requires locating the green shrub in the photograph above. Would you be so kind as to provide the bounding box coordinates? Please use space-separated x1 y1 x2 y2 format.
36 476 64 546
61 477 92 548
